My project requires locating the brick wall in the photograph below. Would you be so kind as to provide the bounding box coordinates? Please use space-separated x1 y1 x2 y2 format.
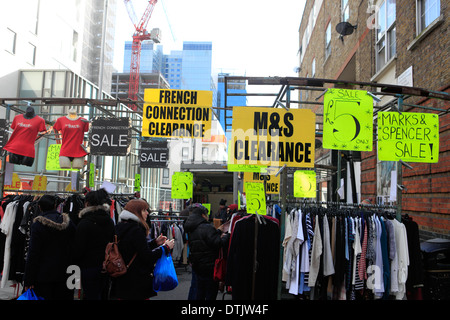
298 0 450 240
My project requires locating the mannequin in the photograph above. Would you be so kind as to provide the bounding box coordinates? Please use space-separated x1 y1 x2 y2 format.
53 107 89 169
3 107 47 166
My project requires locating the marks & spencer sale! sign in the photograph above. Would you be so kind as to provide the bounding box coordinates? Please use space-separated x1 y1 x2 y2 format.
378 112 439 163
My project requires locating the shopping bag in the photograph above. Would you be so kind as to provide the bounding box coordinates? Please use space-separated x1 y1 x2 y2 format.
153 246 178 292
17 289 44 300
213 248 226 282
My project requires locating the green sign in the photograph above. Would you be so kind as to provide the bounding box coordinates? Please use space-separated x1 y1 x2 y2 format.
171 172 193 199
378 112 439 163
45 144 78 171
89 163 95 188
227 141 267 172
203 203 211 216
323 89 373 151
244 182 266 215
134 174 141 192
294 170 316 198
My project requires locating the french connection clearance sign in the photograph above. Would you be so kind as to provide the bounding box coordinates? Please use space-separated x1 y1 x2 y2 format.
230 107 316 168
142 89 212 139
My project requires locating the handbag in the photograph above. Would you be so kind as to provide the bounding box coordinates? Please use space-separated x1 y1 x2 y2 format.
153 246 178 292
17 289 44 300
213 247 226 282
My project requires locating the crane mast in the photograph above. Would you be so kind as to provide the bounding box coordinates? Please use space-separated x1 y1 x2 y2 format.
124 0 158 111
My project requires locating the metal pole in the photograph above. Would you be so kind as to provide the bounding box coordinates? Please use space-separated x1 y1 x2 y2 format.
396 95 404 221
0 106 11 196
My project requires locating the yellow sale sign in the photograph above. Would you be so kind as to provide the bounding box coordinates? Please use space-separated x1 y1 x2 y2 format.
378 112 439 163
230 107 315 168
294 170 316 198
244 182 266 215
142 89 212 139
171 172 193 199
323 89 373 151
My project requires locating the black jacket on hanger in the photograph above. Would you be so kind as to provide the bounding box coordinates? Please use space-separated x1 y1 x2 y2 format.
226 215 280 300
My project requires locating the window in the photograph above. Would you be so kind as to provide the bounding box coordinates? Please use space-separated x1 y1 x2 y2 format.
72 31 78 62
376 0 396 72
325 22 331 59
163 168 169 185
27 43 36 65
6 28 16 54
342 0 350 22
182 147 189 160
202 147 208 161
418 0 440 32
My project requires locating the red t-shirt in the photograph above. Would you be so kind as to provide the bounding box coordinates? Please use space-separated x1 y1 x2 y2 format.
3 114 47 158
53 116 90 158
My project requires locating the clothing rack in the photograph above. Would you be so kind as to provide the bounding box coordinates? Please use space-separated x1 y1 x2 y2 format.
266 197 398 300
2 190 83 195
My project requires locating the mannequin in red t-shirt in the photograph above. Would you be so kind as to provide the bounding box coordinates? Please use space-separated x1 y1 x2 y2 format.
3 107 47 166
53 108 90 169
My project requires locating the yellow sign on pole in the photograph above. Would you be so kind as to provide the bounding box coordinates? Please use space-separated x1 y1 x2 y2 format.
142 89 212 139
32 175 47 192
244 172 280 194
294 170 316 198
203 203 211 216
171 172 193 199
4 173 21 190
323 89 373 151
378 112 439 163
244 182 266 215
230 107 316 168
46 144 78 171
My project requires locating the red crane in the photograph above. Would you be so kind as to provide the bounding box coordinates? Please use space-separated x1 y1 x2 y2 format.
124 0 159 111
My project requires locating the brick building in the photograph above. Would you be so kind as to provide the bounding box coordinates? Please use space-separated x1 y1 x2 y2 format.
297 0 449 239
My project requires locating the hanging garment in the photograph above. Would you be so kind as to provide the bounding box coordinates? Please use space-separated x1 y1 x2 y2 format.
226 215 280 300
322 214 335 277
308 214 322 287
288 209 304 295
0 201 18 288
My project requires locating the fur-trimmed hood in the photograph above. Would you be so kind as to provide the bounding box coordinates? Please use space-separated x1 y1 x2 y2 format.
78 203 110 219
33 212 71 231
118 209 141 223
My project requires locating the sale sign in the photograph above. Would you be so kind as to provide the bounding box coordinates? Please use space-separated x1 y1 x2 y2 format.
323 89 373 151
377 112 439 162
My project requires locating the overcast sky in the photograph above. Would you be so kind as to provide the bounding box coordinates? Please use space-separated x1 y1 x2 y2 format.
113 0 306 79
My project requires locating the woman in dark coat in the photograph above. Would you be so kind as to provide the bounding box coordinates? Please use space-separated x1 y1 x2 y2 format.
184 204 230 300
73 188 115 300
111 199 174 300
23 195 76 300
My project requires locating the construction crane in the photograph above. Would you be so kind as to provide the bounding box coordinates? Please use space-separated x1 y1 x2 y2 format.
124 0 160 111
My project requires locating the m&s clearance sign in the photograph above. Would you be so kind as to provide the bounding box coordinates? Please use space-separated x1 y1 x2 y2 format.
230 107 316 168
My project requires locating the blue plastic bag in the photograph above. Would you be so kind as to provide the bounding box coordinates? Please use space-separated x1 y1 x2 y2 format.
153 246 178 292
17 289 44 300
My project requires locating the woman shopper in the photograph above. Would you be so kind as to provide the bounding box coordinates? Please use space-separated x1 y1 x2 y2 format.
184 203 230 300
73 188 115 300
23 195 76 300
110 199 174 300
